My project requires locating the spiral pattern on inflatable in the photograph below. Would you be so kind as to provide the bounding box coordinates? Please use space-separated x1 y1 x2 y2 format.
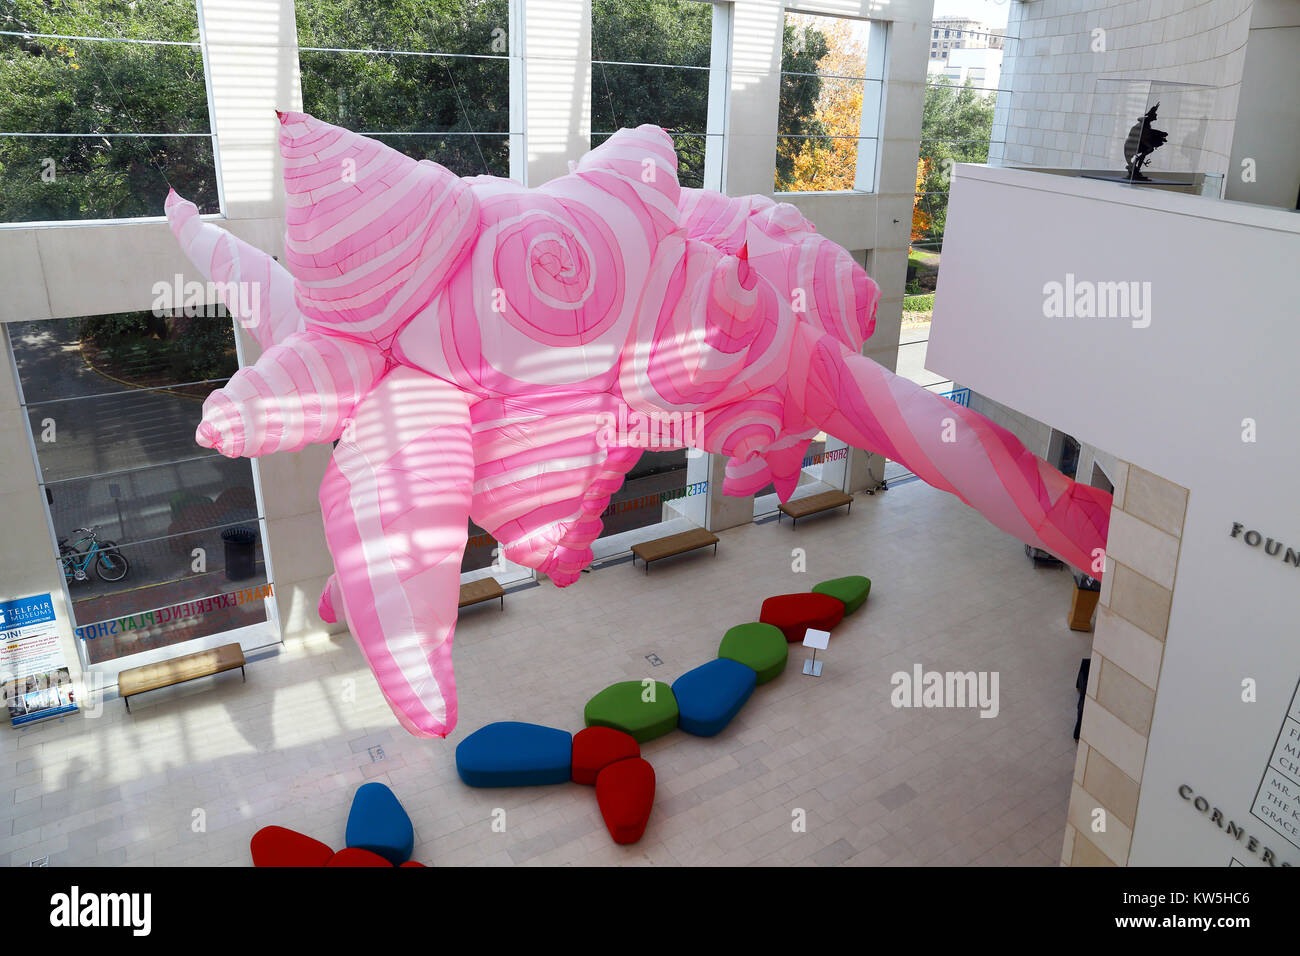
697 390 819 501
395 127 679 398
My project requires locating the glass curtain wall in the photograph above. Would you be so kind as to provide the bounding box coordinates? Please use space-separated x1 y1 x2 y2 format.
295 0 511 176
774 11 882 194
0 0 219 222
892 25 1010 480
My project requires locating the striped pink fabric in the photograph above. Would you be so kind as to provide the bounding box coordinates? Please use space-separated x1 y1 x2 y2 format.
196 330 386 458
166 112 1110 738
164 190 305 349
316 369 472 736
790 325 1111 574
278 111 479 343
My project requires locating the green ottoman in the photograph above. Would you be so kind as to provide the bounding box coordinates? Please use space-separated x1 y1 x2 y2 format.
717 623 789 684
812 575 872 614
584 680 679 743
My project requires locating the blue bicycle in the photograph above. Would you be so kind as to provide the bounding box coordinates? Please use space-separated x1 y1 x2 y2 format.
58 526 130 584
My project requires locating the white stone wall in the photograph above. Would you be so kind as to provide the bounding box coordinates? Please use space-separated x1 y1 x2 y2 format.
966 389 1052 459
991 0 1255 176
1078 442 1125 492
1224 0 1300 209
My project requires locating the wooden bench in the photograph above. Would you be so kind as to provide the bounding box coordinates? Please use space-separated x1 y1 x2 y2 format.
118 642 246 712
459 576 505 610
778 490 855 527
631 527 719 574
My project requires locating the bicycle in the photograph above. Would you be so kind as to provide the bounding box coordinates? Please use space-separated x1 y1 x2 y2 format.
58 526 130 584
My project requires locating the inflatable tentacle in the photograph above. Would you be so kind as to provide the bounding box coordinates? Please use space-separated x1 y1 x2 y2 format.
469 394 640 587
318 573 342 624
277 110 480 341
164 190 305 350
195 330 386 458
318 369 474 738
792 327 1111 575
547 443 643 586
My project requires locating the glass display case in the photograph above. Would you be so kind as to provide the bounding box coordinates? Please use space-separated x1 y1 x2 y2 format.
1080 78 1220 195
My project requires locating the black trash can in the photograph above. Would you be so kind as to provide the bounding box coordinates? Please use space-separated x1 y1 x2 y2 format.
221 527 258 581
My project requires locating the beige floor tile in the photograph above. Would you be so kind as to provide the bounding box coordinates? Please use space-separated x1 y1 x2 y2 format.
2 481 1083 866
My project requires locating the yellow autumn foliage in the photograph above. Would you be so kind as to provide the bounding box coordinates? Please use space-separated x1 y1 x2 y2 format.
784 16 865 191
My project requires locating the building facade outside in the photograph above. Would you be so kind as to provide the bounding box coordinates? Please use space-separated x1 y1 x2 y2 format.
929 14 1005 60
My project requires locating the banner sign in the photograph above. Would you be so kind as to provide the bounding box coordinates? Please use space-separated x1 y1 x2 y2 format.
0 593 77 727
73 582 274 642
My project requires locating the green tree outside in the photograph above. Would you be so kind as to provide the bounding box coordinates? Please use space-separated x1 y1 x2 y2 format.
914 77 996 247
296 0 511 177
1 0 216 221
2 0 829 219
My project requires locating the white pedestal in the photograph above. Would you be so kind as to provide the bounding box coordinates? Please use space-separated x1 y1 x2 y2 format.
802 628 830 678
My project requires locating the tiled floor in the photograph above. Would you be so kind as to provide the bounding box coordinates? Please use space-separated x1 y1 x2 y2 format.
0 479 1091 866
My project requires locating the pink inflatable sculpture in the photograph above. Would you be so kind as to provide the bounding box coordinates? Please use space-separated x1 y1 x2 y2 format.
166 111 1110 737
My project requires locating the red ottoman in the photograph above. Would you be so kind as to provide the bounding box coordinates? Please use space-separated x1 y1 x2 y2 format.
595 757 656 845
250 826 334 867
326 847 394 867
572 727 641 785
760 593 845 642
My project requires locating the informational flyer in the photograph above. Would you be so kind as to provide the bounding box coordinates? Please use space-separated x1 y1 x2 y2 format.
1251 673 1300 851
0 593 78 727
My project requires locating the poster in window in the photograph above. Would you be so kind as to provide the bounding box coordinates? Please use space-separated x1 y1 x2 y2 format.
0 593 78 727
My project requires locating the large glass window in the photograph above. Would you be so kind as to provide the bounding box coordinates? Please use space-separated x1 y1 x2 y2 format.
0 0 218 223
590 0 717 189
891 50 1007 482
295 0 511 177
5 312 274 670
774 12 882 194
753 436 849 520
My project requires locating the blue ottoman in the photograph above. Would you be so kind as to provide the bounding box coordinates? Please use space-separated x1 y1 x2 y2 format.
344 782 414 866
455 721 573 787
671 658 757 737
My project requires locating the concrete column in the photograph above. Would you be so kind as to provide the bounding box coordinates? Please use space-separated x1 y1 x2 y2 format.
232 328 342 644
705 454 754 532
697 0 784 530
200 0 341 643
200 0 303 221
720 0 784 197
0 330 85 697
522 0 591 186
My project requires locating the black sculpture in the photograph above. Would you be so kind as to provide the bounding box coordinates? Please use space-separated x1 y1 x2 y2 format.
1123 102 1169 181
